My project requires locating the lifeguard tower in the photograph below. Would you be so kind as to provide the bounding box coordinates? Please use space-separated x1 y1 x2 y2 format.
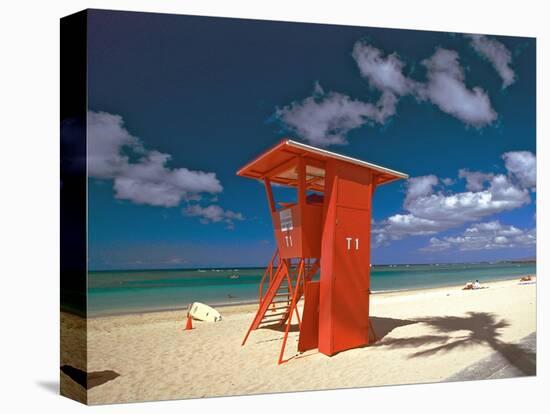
238 139 407 364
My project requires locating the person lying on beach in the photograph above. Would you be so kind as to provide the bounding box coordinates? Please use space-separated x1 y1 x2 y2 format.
463 280 486 290
520 275 532 282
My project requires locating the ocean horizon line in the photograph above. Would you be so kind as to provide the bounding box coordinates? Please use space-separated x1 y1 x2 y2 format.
89 258 536 273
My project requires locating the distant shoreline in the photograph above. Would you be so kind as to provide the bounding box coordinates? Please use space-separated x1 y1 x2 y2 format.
82 272 535 319
88 260 536 273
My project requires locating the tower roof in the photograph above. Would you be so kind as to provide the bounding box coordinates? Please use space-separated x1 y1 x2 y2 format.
237 139 408 191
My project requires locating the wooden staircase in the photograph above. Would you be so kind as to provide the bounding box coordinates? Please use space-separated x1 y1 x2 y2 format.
258 280 294 328
242 251 320 364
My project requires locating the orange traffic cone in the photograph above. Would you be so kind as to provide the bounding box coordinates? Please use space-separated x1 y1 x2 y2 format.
185 314 193 331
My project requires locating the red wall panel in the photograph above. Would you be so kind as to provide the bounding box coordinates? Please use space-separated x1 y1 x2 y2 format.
319 161 373 355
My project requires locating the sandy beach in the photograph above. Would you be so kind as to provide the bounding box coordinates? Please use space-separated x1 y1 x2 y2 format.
61 277 536 405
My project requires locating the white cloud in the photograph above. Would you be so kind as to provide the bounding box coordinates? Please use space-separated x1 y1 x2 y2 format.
458 169 494 191
502 151 536 189
183 204 244 228
278 42 501 146
114 177 181 207
88 111 229 210
421 220 535 252
377 214 442 238
87 111 142 178
467 34 515 88
419 48 497 127
353 43 499 127
275 83 396 146
422 237 451 252
373 153 534 246
406 174 529 224
352 42 418 95
404 175 439 205
110 150 223 207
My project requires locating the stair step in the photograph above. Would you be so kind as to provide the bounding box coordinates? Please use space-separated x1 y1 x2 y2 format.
259 320 284 326
264 308 289 315
271 299 289 305
262 316 286 322
271 299 291 304
262 311 289 318
269 305 290 311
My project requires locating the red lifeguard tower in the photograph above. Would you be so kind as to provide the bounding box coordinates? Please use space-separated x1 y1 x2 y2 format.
238 139 407 364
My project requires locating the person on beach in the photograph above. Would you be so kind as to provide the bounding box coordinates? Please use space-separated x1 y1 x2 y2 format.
520 275 532 282
473 280 481 289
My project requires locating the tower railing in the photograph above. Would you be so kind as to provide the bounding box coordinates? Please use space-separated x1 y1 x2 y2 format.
258 249 280 303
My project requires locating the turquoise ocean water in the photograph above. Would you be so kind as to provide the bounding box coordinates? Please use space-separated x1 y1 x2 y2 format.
87 262 535 317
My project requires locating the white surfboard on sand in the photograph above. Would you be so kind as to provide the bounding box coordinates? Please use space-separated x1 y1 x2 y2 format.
188 302 222 322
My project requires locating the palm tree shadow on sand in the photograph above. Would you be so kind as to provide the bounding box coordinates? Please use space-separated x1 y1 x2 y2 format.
373 312 535 376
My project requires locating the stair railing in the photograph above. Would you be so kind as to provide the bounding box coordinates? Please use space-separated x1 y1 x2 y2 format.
258 249 279 303
278 259 305 364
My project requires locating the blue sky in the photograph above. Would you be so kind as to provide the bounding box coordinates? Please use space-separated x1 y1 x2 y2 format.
85 10 536 270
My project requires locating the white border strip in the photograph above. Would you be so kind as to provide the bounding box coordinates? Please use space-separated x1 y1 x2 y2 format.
286 139 409 179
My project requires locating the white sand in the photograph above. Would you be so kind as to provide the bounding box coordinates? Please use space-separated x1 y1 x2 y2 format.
61 278 536 404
